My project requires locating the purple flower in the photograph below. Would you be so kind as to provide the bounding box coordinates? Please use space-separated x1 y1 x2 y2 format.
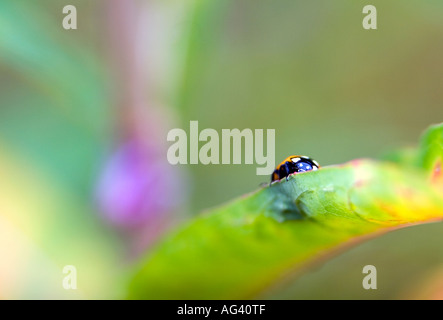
95 138 188 228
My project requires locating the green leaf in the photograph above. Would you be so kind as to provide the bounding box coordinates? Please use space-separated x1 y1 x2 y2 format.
128 125 443 299
418 123 443 182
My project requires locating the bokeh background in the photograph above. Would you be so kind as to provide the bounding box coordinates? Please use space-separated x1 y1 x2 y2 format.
1 0 443 299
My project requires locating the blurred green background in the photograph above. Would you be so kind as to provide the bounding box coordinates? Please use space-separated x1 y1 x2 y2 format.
0 0 443 299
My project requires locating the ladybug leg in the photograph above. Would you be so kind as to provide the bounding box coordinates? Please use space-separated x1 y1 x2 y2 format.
283 162 292 181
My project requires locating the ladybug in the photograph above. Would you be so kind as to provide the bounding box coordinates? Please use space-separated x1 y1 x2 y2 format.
271 155 320 182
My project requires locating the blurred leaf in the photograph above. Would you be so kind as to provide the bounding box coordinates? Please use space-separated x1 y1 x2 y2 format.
0 1 108 125
174 0 228 115
418 123 443 181
0 1 111 195
380 147 418 167
380 123 442 184
0 141 127 299
128 124 443 299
